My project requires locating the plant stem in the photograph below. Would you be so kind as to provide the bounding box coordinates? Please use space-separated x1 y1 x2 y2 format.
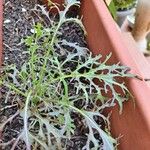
23 91 32 150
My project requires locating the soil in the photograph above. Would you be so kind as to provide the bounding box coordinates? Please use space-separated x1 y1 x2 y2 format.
1 0 101 150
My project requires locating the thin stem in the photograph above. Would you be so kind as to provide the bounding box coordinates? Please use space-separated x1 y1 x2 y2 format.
23 91 32 150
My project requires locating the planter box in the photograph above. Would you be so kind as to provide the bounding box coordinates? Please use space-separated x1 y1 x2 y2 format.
1 0 150 149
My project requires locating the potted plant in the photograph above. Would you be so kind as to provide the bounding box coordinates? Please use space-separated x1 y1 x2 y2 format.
112 0 137 26
1 0 135 149
0 0 137 150
121 0 150 53
1 0 150 150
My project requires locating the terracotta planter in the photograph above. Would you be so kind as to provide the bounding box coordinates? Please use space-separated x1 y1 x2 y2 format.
1 0 150 149
81 1 150 149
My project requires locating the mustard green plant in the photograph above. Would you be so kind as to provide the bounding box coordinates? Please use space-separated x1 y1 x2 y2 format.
0 0 134 149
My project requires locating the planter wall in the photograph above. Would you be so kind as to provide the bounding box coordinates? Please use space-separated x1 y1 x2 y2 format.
1 0 150 149
81 1 150 150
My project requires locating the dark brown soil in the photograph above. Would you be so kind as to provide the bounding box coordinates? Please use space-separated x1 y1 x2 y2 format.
3 0 45 68
1 0 91 149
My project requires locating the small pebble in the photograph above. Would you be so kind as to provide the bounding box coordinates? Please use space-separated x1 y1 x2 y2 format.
4 19 11 24
22 8 26 12
5 57 8 60
30 29 35 33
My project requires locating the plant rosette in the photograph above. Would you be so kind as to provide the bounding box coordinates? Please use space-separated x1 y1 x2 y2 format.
0 0 135 149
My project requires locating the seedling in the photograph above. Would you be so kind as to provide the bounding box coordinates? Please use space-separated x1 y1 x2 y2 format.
0 0 134 149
